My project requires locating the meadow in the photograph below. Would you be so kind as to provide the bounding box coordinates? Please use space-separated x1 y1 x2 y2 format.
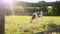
5 16 60 34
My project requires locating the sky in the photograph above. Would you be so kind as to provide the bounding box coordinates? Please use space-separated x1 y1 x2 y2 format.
17 0 60 3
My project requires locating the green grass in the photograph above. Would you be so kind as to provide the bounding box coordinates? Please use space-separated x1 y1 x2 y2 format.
5 16 60 34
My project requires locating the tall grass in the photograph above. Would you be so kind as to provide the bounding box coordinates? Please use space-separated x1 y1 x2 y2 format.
5 16 60 34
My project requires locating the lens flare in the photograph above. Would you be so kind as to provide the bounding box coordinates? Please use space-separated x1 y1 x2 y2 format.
3 0 12 3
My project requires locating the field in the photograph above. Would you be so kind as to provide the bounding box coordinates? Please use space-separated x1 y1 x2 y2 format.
5 16 60 34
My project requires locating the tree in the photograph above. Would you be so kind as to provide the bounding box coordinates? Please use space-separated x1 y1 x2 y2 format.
52 5 60 16
39 6 48 16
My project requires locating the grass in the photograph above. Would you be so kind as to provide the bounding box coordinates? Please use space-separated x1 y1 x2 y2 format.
5 16 60 34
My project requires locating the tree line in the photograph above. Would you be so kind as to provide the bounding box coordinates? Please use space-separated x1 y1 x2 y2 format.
5 5 60 16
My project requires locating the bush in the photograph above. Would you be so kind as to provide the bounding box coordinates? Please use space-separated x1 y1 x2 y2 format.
47 21 57 29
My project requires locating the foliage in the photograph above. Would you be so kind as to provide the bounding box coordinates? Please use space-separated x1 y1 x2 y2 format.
6 5 60 16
